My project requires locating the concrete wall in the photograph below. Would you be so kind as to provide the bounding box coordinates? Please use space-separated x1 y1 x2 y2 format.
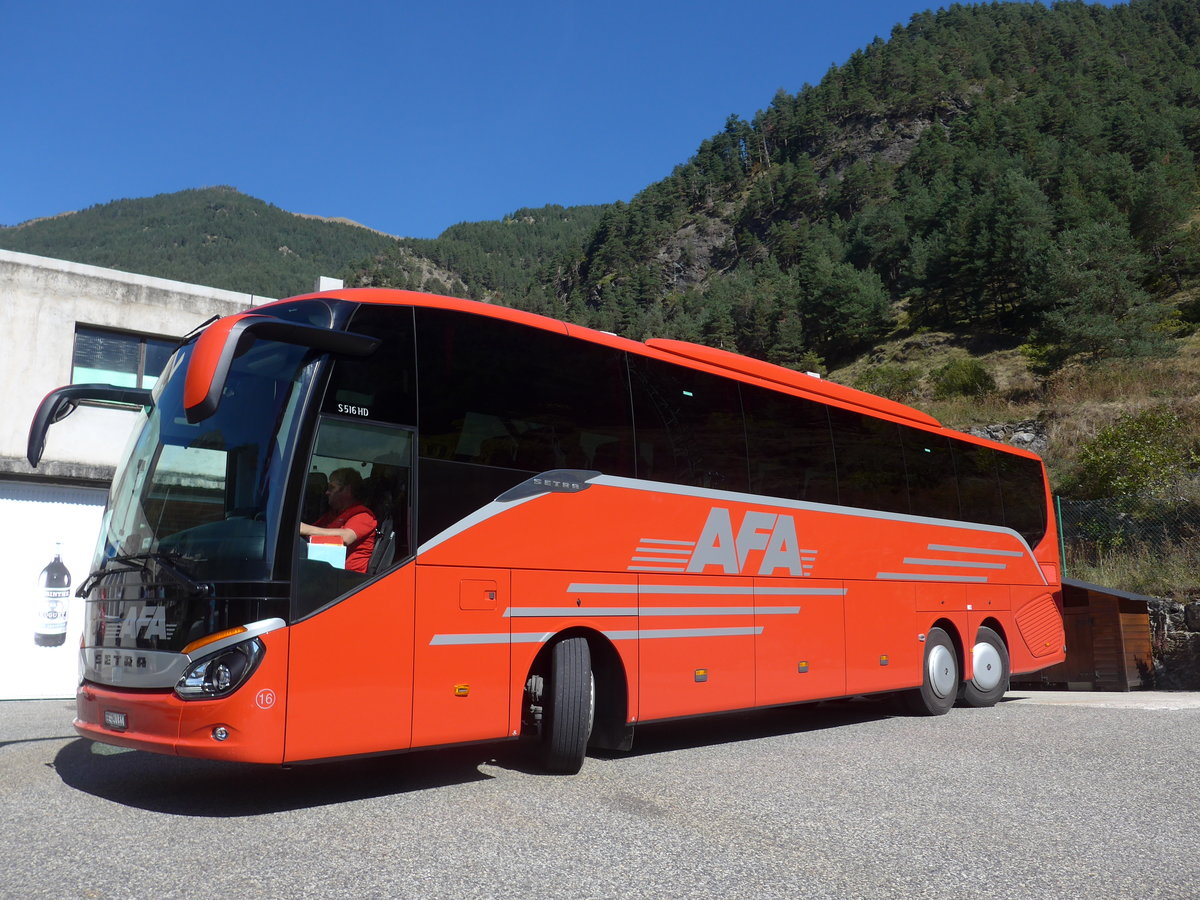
0 249 273 482
0 251 282 699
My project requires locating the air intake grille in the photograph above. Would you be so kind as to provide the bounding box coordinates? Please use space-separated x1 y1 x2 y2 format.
1016 593 1065 659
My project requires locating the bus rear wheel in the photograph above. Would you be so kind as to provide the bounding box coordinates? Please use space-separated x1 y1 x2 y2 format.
959 626 1010 708
539 637 594 775
903 627 958 716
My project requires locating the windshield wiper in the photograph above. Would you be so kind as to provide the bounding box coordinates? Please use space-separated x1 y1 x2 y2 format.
78 552 212 598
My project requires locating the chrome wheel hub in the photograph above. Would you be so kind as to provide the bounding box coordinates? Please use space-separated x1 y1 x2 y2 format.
971 641 1003 692
927 644 957 699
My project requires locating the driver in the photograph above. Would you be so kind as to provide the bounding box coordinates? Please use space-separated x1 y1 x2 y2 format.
300 467 377 573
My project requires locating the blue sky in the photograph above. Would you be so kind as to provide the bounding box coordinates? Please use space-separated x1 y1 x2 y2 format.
4 0 1119 239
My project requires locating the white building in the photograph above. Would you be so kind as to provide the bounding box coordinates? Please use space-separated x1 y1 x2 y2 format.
0 249 274 698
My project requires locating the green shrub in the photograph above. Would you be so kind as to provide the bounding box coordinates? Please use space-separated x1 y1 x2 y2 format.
1070 407 1200 499
931 357 996 399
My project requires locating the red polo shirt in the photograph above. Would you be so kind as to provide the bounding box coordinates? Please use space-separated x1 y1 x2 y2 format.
314 503 377 573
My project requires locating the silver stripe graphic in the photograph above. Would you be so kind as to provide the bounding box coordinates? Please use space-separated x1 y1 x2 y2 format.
635 547 692 555
431 625 767 646
640 538 696 546
903 557 1007 570
506 607 636 617
927 543 1025 557
418 493 541 555
876 572 988 583
603 626 763 641
505 606 801 618
632 556 691 564
635 606 800 616
567 583 846 596
628 565 688 572
429 632 552 646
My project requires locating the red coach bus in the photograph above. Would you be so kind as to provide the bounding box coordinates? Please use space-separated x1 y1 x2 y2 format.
30 288 1065 774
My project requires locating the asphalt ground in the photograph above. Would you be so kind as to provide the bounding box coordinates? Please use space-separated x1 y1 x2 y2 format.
2 692 1198 900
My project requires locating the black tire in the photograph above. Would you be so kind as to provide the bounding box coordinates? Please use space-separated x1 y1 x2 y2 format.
541 637 593 775
902 627 958 716
959 626 1010 708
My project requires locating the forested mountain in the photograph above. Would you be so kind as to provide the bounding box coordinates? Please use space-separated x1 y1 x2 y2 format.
4 0 1198 379
0 187 610 303
347 204 610 302
470 0 1199 372
0 187 399 298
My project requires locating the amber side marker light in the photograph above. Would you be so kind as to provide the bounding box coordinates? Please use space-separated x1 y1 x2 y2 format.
183 627 248 656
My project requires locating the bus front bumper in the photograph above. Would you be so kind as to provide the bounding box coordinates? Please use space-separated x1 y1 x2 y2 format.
75 660 287 765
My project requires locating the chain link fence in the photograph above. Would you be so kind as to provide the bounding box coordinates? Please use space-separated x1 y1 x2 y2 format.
1057 493 1200 600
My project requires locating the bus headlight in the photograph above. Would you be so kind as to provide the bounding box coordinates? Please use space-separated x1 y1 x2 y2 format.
175 638 264 700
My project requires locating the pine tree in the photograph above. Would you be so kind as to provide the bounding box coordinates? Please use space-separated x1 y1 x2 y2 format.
1030 221 1171 367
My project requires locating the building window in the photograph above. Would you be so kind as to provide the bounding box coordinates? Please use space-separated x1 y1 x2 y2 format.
72 326 176 389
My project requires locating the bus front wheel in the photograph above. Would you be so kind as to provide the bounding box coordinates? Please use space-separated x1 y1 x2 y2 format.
540 637 594 775
959 626 1010 708
903 627 958 716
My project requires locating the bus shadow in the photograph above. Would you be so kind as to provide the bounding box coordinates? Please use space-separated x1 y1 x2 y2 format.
52 738 511 817
606 697 895 761
485 697 897 775
53 700 896 810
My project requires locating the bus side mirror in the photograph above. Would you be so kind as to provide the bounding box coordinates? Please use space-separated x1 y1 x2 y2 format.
183 315 380 424
27 384 152 468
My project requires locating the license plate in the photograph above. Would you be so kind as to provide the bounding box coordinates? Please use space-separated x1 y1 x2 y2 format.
103 710 127 731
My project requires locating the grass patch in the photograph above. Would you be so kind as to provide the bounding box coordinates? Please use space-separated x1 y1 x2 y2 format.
1046 345 1200 407
1065 541 1200 601
924 393 1040 428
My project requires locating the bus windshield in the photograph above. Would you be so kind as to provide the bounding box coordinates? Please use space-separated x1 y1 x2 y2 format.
94 336 317 582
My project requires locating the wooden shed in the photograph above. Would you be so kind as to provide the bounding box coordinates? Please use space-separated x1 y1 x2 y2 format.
1014 577 1154 691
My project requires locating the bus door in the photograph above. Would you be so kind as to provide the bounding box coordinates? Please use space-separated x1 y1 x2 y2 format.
285 416 416 762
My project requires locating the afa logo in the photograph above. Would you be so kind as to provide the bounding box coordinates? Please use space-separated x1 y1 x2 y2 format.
111 604 176 641
686 508 812 576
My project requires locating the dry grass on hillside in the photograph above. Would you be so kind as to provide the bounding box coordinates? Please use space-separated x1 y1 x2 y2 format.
830 330 1200 486
1067 539 1200 601
1041 334 1200 465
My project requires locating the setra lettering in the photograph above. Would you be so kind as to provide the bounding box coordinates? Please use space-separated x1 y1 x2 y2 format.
94 651 148 669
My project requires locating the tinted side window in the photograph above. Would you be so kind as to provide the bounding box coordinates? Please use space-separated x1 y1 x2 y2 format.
901 426 961 521
743 383 838 505
416 309 634 543
294 418 414 618
629 355 749 492
953 441 1005 529
997 453 1048 546
325 305 417 425
828 407 909 514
